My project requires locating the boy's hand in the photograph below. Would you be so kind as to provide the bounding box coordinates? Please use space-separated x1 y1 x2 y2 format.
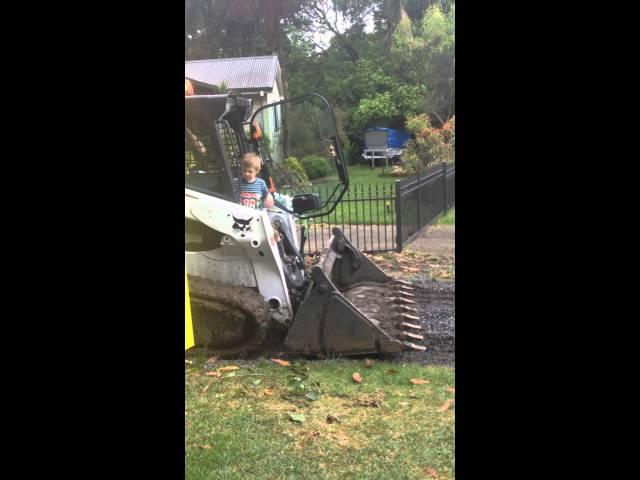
264 193 275 208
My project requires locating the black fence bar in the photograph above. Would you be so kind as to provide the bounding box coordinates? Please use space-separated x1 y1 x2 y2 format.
395 161 455 251
276 163 453 255
383 183 389 250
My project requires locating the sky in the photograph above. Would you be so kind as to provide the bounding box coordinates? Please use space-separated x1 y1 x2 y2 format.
310 10 375 51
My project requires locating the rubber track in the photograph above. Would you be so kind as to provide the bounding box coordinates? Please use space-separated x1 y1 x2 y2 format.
187 275 271 357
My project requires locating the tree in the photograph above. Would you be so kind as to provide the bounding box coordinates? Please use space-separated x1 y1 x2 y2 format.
390 2 455 125
185 0 455 153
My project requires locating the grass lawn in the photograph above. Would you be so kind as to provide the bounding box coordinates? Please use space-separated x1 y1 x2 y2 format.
311 164 398 187
342 164 399 185
186 355 455 480
284 165 399 226
281 166 452 227
436 208 455 225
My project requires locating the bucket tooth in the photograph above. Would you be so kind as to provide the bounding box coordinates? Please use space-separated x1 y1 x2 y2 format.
402 341 427 351
392 305 418 314
399 291 416 298
399 305 418 313
395 280 413 286
400 313 420 321
399 332 424 341
398 322 422 331
390 297 415 305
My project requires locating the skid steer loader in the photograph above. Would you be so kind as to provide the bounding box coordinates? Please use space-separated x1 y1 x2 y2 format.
185 89 425 356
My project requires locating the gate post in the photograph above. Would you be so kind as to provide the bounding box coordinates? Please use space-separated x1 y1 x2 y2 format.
442 161 448 214
416 169 422 231
395 179 403 252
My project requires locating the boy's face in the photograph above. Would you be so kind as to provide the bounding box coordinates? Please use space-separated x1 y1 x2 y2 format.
241 165 258 183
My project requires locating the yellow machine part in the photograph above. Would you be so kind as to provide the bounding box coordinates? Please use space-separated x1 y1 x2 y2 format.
185 272 195 350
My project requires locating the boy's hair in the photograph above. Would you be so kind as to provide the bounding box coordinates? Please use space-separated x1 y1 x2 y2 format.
240 152 262 172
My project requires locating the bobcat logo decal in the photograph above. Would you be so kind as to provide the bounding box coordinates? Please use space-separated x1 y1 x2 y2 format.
232 215 253 237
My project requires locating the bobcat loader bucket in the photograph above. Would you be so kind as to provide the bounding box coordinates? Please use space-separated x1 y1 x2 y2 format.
284 228 426 356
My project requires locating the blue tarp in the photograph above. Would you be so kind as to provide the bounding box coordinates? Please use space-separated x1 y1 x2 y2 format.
365 127 411 149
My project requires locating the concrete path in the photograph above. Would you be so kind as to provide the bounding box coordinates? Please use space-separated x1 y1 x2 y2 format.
303 223 454 256
404 224 455 256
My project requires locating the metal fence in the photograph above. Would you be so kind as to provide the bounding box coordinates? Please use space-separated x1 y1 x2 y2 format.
396 162 455 251
285 183 397 255
290 161 455 254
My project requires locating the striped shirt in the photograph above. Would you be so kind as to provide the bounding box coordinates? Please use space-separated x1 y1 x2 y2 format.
237 177 269 209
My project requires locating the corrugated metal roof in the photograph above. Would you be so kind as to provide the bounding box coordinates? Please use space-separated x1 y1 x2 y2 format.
185 56 279 91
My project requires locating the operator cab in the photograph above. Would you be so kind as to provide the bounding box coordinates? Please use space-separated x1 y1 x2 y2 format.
185 93 348 219
251 93 348 218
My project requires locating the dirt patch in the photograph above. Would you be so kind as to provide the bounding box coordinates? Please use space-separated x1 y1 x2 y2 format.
364 250 454 282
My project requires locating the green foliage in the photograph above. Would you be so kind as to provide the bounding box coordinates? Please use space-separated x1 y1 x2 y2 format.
405 113 432 134
394 9 415 46
402 113 455 172
186 0 455 171
279 156 309 186
333 107 357 164
352 92 399 130
301 155 332 180
259 132 272 155
421 4 449 46
390 2 455 124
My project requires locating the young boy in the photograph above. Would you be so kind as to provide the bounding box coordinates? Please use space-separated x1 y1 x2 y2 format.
238 152 274 209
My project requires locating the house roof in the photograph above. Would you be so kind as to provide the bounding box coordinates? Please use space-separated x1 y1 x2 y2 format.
185 55 280 92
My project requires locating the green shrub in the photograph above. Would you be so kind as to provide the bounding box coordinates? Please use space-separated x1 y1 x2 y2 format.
401 113 455 170
278 156 309 187
301 155 332 180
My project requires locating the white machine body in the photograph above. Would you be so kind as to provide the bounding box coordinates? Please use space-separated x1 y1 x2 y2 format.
185 188 298 324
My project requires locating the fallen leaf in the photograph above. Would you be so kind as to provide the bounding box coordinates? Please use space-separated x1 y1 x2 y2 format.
205 355 220 365
402 267 421 273
438 399 454 412
445 387 455 393
264 388 274 396
399 401 409 406
386 369 399 375
253 379 262 386
222 372 236 378
352 372 363 384
289 413 306 423
305 391 320 401
364 358 374 368
424 467 438 478
271 358 291 367
200 444 212 450
217 366 239 372
205 371 221 378
326 414 340 424
184 359 193 365
410 378 430 385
